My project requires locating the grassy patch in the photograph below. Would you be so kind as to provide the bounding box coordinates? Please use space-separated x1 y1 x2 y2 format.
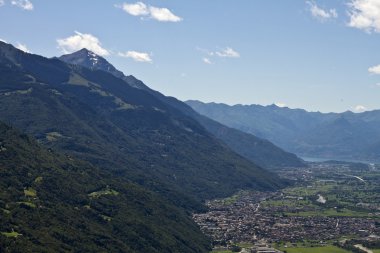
88 188 119 199
24 187 37 197
237 242 253 248
34 176 43 184
17 201 36 208
286 208 370 218
67 73 90 87
278 245 351 253
1 231 22 238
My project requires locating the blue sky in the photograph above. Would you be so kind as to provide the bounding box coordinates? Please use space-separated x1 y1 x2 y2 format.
1 0 380 113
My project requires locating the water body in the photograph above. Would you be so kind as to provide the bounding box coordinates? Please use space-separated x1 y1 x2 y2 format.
302 157 331 162
302 156 373 164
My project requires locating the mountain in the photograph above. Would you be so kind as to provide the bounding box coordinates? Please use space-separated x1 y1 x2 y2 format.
59 49 304 169
0 121 211 252
0 41 287 203
59 49 148 89
186 100 380 163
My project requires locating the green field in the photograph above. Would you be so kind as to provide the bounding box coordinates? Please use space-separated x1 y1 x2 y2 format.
263 173 380 219
278 245 351 253
1 231 22 238
286 208 371 218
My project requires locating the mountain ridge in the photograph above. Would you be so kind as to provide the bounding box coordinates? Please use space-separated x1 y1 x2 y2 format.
186 100 380 162
0 41 286 203
58 48 304 169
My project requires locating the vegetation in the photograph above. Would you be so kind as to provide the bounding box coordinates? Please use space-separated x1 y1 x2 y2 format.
263 169 380 218
0 122 211 252
0 42 286 209
337 238 380 253
88 188 119 199
23 188 37 197
0 40 289 252
278 245 351 253
1 231 23 238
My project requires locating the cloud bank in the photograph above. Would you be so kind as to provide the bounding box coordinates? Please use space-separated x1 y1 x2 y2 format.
11 0 33 10
57 31 109 56
216 47 240 58
348 0 380 33
307 1 338 21
368 64 380 74
117 2 182 22
203 58 212 64
118 51 152 63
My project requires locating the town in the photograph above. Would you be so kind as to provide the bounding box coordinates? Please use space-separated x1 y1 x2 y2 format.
193 161 380 252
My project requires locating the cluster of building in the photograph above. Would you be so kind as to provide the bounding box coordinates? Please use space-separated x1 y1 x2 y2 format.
193 191 378 247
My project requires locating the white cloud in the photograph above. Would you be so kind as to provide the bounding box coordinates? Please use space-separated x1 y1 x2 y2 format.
376 83 380 86
57 31 109 56
197 47 240 65
16 42 30 53
307 1 338 21
275 102 287 108
203 58 212 64
196 47 215 56
117 2 182 22
11 0 33 10
118 51 152 63
0 0 4 7
0 38 7 43
148 6 182 22
216 47 240 58
353 105 367 112
119 2 149 16
368 64 380 74
347 0 380 33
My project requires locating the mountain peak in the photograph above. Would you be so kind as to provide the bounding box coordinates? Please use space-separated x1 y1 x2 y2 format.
58 49 150 90
59 48 102 67
59 49 126 80
77 47 94 53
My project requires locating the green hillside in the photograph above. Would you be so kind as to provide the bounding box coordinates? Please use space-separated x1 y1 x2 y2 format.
0 122 211 252
0 41 286 204
59 49 304 169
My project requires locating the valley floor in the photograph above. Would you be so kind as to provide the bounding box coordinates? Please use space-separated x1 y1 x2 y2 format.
193 161 380 253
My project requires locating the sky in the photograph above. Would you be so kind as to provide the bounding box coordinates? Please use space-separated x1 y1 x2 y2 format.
1 0 380 113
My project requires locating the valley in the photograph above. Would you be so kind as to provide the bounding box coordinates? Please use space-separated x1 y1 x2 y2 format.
2 1 380 252
193 161 380 253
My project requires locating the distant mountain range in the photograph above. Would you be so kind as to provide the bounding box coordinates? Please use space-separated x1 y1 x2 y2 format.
186 100 380 163
59 49 304 169
0 41 294 251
